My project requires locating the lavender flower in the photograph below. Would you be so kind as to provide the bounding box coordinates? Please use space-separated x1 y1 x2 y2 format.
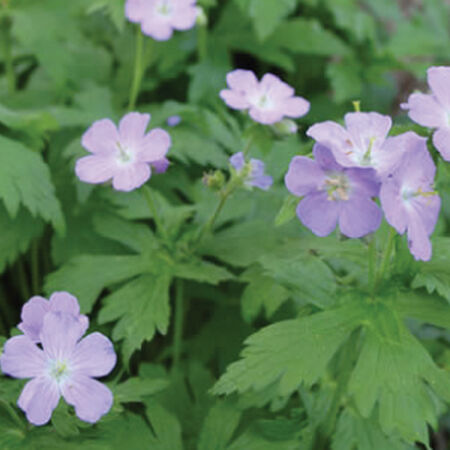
0 312 116 426
401 66 450 161
18 292 88 343
167 115 181 127
76 112 171 192
220 70 310 125
307 112 415 177
285 145 382 238
380 136 440 261
125 0 197 41
230 152 273 190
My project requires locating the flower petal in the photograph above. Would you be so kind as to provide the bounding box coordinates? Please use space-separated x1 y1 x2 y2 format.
71 332 116 378
261 73 294 99
141 18 173 41
247 175 272 190
346 167 380 197
125 0 144 22
171 4 197 30
62 375 113 423
41 312 86 361
152 158 170 173
18 296 49 342
226 69 259 94
75 155 117 184
249 107 283 125
49 292 80 316
220 89 251 110
18 377 60 426
112 163 151 192
407 210 432 261
282 97 310 118
137 128 171 163
428 66 450 109
432 127 450 161
380 177 408 234
229 152 245 171
285 155 324 197
403 93 447 128
297 192 340 237
118 112 151 149
0 336 46 378
81 119 119 155
339 195 382 238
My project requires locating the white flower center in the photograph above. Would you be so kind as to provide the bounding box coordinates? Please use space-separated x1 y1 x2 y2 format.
116 142 134 165
48 359 71 384
156 0 172 16
324 173 350 201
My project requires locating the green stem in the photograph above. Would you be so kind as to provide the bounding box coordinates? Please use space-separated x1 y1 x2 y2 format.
373 227 396 293
368 236 376 293
142 185 168 241
128 26 144 111
30 240 39 295
0 14 15 94
197 25 207 62
172 279 184 370
242 135 254 157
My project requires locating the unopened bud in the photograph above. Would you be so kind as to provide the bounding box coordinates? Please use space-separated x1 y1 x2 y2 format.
272 119 298 136
202 170 225 190
195 6 208 26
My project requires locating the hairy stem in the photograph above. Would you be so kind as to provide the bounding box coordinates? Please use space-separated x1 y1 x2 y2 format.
368 235 376 293
172 279 184 370
128 27 144 111
373 227 396 294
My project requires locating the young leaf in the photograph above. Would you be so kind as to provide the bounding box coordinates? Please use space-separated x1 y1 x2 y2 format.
113 378 169 404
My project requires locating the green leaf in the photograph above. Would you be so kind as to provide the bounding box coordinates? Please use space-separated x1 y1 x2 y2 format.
0 135 64 232
173 259 234 285
0 205 44 274
412 237 450 302
44 254 149 312
113 378 169 404
98 273 172 362
274 195 298 227
51 401 80 439
332 407 413 450
213 301 364 397
348 303 450 446
240 266 290 322
198 400 242 450
271 18 350 56
144 401 183 450
235 0 298 41
326 57 363 103
259 251 336 308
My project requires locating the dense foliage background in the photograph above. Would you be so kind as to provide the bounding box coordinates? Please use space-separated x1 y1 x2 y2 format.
1 0 450 448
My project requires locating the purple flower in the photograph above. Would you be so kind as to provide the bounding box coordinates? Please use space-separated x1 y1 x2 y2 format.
125 0 197 41
285 145 382 238
167 115 181 127
18 292 88 344
307 112 415 177
220 70 310 125
230 152 273 190
401 66 450 161
0 312 116 426
380 136 440 261
76 112 171 192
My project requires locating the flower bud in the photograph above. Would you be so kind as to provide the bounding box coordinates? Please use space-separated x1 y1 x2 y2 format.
272 119 298 136
203 170 225 190
195 6 208 26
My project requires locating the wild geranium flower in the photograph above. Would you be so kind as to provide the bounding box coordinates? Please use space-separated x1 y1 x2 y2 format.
285 145 382 238
220 70 310 125
307 112 416 177
76 112 171 192
401 66 450 161
0 312 116 426
230 152 273 190
380 137 440 261
18 292 88 343
125 0 197 41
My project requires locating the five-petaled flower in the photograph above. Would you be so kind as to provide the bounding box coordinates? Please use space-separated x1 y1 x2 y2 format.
229 152 273 191
220 70 310 125
0 311 117 426
285 145 382 238
380 136 441 261
307 112 417 177
401 66 450 161
76 112 171 192
125 0 198 41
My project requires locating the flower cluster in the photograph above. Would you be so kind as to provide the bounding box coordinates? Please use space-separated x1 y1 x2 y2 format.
229 152 273 191
76 112 171 192
0 292 116 426
286 111 441 261
125 0 198 41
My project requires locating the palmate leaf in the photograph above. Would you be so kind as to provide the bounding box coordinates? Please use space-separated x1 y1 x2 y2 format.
348 303 450 447
412 237 450 302
0 135 64 232
99 273 172 363
213 300 365 397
